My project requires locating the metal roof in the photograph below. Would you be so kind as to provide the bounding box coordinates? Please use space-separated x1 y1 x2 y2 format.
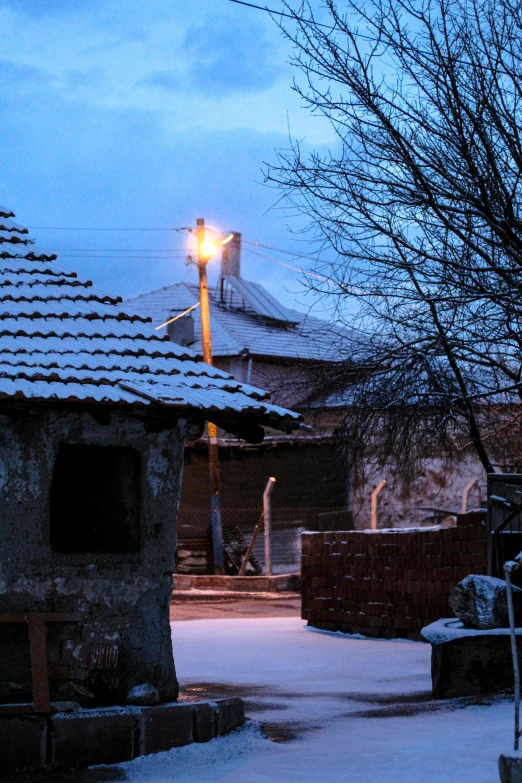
0 209 301 431
126 282 353 362
221 275 300 324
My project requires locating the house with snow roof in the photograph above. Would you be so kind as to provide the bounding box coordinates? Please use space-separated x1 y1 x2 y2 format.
125 235 354 571
0 208 300 709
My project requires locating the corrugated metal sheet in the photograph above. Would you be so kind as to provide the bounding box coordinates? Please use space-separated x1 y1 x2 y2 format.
126 282 353 362
0 207 300 430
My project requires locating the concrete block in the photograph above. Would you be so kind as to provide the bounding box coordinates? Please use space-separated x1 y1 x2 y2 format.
193 701 216 743
51 709 135 768
431 635 522 699
139 702 193 755
0 716 47 773
499 754 522 783
214 698 245 736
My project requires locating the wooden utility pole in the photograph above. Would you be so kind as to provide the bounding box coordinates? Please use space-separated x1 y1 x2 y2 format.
196 218 225 574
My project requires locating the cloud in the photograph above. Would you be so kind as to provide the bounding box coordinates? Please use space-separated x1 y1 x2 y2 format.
143 70 180 92
0 58 53 106
180 14 282 95
0 0 101 17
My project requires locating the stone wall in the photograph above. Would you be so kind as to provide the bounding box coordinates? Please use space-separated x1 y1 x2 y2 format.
301 513 487 639
350 455 486 530
0 408 186 706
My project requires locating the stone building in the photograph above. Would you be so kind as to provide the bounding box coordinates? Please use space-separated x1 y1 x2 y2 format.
0 207 299 708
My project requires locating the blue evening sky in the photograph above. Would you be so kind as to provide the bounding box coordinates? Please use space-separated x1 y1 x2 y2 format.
0 0 340 317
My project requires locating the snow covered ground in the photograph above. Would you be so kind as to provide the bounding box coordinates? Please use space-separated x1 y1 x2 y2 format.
102 617 514 781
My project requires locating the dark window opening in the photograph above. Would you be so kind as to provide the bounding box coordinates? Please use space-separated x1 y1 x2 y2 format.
50 445 141 553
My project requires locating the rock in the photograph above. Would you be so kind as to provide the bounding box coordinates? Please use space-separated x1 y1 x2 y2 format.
126 683 160 706
499 753 522 783
448 574 522 630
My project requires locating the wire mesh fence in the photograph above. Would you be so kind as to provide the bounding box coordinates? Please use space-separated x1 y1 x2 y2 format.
176 503 352 575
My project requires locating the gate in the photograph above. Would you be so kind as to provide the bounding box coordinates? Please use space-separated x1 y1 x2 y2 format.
488 473 522 579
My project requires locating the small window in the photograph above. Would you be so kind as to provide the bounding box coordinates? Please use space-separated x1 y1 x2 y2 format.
50 445 141 553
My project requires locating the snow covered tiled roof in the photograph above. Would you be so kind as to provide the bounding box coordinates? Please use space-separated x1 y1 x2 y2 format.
0 207 300 431
125 282 352 362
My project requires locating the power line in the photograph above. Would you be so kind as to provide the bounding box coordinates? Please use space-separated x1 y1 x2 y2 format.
28 226 192 232
242 238 332 265
155 302 200 331
226 0 334 29
226 0 521 78
55 254 189 260
44 250 187 254
242 245 334 283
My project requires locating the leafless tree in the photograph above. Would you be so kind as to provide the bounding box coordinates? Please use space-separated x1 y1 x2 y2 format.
265 0 522 475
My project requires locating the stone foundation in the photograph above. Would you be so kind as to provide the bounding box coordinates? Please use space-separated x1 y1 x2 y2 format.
422 618 522 698
173 573 300 593
0 697 245 774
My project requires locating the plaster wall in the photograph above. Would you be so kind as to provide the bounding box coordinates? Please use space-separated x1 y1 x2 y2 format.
0 409 185 706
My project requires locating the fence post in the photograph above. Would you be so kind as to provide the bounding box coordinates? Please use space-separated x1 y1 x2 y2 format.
461 477 479 514
264 477 276 576
370 479 387 530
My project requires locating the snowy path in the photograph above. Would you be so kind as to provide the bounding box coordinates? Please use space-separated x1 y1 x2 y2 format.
118 618 511 781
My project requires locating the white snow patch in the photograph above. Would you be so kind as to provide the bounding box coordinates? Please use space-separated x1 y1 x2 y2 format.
85 616 515 782
422 617 522 645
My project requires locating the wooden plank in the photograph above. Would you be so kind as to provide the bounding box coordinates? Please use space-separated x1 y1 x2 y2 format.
26 614 51 714
42 613 80 623
0 612 79 624
0 703 33 715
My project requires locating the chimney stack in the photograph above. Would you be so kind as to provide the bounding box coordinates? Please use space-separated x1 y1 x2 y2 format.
221 232 241 278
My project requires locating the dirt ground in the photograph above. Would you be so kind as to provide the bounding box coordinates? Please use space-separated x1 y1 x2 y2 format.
170 594 301 621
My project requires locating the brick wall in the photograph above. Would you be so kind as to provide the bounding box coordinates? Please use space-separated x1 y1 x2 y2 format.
301 513 487 639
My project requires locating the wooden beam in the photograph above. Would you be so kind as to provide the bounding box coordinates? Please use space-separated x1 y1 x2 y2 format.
26 614 51 714
0 613 79 624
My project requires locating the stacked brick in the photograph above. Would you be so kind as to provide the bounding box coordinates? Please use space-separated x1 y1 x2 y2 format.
301 513 487 639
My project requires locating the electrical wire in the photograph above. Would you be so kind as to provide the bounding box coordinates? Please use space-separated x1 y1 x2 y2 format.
54 255 189 260
42 248 188 252
227 0 334 29
225 0 521 78
242 245 335 284
28 226 192 232
155 302 200 330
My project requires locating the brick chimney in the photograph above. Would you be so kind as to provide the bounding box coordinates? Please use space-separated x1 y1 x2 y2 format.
221 232 241 277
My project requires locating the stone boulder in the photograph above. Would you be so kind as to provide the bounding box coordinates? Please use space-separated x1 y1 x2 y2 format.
126 683 160 706
448 574 522 630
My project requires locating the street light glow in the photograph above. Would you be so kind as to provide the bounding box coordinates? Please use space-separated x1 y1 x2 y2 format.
200 239 218 259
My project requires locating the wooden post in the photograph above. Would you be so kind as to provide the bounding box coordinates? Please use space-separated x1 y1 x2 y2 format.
263 477 276 576
0 613 79 714
196 218 225 575
238 513 263 576
26 614 51 713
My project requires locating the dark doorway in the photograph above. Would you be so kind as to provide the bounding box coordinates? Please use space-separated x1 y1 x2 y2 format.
50 445 141 553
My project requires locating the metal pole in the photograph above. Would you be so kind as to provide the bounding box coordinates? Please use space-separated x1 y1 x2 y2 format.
263 477 276 576
196 218 225 575
505 559 522 751
370 479 387 530
461 477 479 515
